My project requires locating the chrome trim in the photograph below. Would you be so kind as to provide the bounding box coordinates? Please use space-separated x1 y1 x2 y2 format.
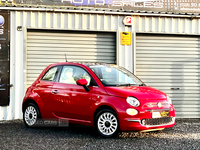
146 108 171 112
127 117 176 127
127 119 140 122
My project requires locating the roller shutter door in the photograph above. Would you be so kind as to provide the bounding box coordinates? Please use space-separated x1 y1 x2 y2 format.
136 34 200 118
26 30 116 87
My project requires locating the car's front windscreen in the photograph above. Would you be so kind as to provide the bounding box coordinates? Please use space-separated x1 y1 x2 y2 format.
89 65 144 86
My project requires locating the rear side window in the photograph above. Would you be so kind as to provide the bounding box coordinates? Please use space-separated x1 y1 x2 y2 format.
42 67 58 81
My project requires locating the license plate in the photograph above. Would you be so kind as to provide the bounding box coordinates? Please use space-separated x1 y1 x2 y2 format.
152 111 169 118
160 111 169 117
152 112 161 118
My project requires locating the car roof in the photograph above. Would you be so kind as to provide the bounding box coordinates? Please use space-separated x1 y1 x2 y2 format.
49 62 114 67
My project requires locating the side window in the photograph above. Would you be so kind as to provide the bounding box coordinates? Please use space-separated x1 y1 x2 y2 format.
59 66 91 85
42 67 58 81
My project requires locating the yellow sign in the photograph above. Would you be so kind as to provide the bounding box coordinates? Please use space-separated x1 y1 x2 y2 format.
121 32 131 45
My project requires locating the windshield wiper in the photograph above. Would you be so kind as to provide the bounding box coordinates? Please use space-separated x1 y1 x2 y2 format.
116 83 138 87
139 83 146 86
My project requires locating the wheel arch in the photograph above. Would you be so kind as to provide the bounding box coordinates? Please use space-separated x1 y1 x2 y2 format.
22 99 40 113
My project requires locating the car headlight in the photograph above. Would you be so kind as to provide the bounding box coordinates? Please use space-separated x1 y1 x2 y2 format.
167 96 172 104
126 97 140 107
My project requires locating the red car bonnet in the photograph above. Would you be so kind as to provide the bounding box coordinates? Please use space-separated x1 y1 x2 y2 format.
104 86 167 100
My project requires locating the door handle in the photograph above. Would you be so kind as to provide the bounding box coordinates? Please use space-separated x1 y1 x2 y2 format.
7 84 13 88
51 90 59 94
171 88 180 90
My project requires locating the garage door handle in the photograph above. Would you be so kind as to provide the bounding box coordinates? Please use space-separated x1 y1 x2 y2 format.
51 90 59 94
171 88 180 90
7 84 13 88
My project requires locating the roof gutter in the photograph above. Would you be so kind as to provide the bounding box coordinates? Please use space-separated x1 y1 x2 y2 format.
1 7 200 18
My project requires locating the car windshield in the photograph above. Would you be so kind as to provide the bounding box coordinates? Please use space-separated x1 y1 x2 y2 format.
89 65 144 86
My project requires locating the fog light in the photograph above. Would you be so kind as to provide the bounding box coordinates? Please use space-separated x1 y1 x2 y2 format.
126 108 138 116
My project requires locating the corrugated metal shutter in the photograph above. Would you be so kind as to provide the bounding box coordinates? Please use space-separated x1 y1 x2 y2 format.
26 30 116 87
136 34 200 118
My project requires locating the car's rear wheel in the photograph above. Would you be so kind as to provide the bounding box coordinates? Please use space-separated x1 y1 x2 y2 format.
95 109 119 138
23 103 41 127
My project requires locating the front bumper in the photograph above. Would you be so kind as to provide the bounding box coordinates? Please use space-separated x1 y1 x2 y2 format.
120 117 175 131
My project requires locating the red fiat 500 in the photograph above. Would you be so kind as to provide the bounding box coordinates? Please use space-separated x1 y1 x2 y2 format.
22 62 175 137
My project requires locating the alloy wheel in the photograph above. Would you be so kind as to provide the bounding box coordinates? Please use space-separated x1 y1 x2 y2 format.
24 105 38 126
97 112 118 136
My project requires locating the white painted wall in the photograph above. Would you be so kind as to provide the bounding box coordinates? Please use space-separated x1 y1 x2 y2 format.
1 9 199 120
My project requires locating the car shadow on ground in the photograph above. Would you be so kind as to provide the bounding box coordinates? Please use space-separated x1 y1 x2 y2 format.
23 121 173 139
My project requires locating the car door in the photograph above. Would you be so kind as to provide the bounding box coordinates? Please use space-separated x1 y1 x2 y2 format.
50 65 93 123
34 66 60 118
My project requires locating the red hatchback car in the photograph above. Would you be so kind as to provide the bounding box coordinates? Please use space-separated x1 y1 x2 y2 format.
22 62 175 137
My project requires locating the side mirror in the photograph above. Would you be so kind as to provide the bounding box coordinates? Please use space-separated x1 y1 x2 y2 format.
76 79 90 92
76 79 88 86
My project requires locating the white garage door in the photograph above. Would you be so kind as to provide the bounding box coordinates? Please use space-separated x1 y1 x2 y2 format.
26 30 116 87
136 34 200 118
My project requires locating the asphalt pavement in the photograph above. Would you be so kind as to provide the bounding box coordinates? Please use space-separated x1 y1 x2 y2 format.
0 119 200 150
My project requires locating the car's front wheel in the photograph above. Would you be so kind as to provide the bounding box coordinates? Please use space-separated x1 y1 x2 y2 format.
23 103 41 127
95 109 119 138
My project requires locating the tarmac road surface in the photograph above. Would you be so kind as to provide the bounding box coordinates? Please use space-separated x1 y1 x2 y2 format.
0 119 200 150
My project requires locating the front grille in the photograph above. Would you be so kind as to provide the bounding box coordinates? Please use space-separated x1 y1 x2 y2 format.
141 117 173 126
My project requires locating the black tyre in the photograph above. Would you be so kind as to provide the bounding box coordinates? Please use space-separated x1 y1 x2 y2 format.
23 103 41 127
95 109 119 138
